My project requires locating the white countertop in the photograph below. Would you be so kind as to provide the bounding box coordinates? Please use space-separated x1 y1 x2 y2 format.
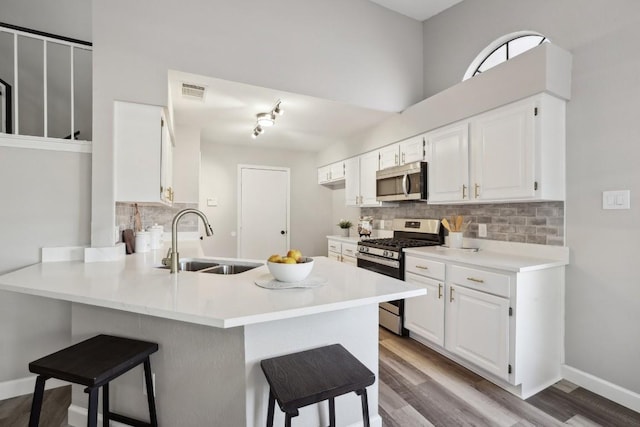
0 243 424 328
403 245 568 272
326 235 361 244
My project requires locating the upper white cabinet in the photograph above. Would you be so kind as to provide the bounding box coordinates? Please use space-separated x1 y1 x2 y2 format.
427 122 470 203
378 135 426 171
114 101 173 205
378 143 400 170
344 152 381 207
399 135 426 165
428 94 565 204
318 161 345 185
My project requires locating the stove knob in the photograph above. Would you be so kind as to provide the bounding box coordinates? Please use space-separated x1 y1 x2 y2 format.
383 250 388 257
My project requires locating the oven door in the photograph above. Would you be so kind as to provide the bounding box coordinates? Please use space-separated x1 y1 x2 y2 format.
356 252 401 280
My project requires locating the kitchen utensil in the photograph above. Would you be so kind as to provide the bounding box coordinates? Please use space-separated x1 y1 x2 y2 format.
441 218 451 231
134 203 142 232
461 220 472 232
455 215 463 232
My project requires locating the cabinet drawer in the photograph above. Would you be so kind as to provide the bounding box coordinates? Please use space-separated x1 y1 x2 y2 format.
448 265 510 298
405 256 445 280
342 242 357 258
327 240 342 254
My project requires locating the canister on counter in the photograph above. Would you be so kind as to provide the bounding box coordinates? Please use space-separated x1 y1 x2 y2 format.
147 224 164 249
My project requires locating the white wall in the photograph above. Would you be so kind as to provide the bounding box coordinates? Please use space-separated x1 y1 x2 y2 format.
417 0 640 397
90 0 423 247
200 143 332 258
172 126 200 203
0 145 91 381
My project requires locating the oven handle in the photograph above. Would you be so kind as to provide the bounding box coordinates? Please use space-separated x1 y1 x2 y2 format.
402 173 409 196
356 252 400 269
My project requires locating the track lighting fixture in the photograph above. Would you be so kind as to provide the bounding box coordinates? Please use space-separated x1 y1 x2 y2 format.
251 100 283 138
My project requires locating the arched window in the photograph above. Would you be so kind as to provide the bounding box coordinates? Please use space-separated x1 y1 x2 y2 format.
463 32 549 81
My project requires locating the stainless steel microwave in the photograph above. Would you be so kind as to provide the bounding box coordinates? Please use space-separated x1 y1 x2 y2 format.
376 161 428 202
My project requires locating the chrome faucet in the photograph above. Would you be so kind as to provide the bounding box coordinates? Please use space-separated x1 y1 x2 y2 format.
162 208 214 273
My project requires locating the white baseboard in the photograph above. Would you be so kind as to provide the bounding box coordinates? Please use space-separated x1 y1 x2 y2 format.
562 364 640 413
0 375 69 401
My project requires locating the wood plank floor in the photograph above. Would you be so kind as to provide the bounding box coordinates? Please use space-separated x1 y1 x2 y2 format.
2 331 639 426
0 385 69 427
379 327 640 426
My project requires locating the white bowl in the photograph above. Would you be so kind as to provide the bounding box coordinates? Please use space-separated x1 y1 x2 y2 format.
267 257 314 282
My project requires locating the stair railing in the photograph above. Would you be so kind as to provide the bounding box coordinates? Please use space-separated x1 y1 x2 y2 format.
0 22 92 140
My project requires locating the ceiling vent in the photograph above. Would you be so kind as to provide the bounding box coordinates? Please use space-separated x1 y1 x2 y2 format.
181 83 206 101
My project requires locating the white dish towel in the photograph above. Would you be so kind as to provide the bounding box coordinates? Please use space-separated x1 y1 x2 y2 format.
254 274 327 289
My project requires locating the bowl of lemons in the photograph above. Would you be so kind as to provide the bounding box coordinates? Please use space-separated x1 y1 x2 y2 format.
267 249 314 282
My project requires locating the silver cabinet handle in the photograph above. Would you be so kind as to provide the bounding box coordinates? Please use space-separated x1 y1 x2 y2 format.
449 286 455 302
438 283 443 299
415 265 429 270
467 277 485 283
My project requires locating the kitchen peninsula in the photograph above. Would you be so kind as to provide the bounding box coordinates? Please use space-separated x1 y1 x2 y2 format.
0 243 423 426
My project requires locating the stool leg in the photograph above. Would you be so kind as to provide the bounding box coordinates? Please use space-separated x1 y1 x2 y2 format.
143 358 159 427
284 413 292 427
102 383 110 427
356 389 370 427
29 375 47 427
87 387 99 427
266 389 275 427
328 397 336 427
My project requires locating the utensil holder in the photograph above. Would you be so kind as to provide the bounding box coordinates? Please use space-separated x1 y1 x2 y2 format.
448 232 463 249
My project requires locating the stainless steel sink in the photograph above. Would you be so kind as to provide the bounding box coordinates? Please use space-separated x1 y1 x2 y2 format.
158 258 262 274
200 263 261 275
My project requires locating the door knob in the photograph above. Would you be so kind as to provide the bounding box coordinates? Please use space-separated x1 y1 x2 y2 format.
280 230 287 235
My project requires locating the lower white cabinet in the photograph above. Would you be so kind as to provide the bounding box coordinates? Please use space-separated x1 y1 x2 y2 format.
404 253 564 399
327 238 358 265
445 284 510 380
404 272 444 346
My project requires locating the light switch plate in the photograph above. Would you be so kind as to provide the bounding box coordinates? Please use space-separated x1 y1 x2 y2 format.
602 190 630 210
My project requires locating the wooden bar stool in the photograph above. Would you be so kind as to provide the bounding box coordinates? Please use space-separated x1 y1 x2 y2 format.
28 334 159 427
260 344 375 427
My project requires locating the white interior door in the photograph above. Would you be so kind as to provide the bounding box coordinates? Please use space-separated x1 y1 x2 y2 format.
238 165 289 259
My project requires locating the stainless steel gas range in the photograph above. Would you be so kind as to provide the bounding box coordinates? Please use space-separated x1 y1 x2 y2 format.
356 218 444 335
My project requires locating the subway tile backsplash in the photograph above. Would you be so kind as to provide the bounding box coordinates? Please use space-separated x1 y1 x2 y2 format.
116 202 199 234
362 201 564 246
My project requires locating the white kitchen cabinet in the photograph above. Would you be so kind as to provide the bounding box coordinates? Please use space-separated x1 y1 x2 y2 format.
378 143 400 170
327 238 358 265
399 135 425 165
114 101 173 204
318 161 345 185
405 272 445 346
344 152 381 207
428 93 565 204
470 98 535 201
445 282 510 380
404 251 565 399
427 121 470 203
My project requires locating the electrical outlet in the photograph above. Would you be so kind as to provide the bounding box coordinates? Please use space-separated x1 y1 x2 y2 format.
478 224 487 238
142 372 156 397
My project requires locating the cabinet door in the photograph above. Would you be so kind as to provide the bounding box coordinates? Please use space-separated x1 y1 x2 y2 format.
114 101 168 204
318 165 331 184
359 151 381 206
160 112 173 203
341 242 357 260
400 135 425 165
405 273 445 346
427 122 470 203
344 157 360 206
378 144 399 170
329 161 345 181
470 100 535 200
445 284 510 380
